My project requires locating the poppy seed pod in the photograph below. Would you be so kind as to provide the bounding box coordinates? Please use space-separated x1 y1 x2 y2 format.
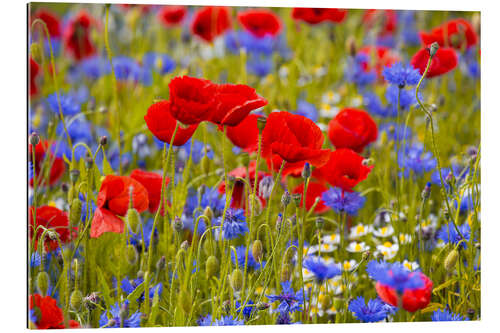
36 271 50 296
252 239 263 262
126 244 138 265
230 269 244 292
201 155 210 174
29 132 40 146
429 42 439 58
257 116 267 132
126 208 141 233
179 289 192 314
444 248 459 272
70 289 83 311
69 198 82 227
280 263 292 282
206 255 219 279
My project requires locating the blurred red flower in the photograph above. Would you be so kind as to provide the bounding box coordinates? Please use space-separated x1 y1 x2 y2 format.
411 47 458 78
292 181 329 213
313 149 372 192
362 9 397 35
191 6 231 43
291 8 347 24
261 111 329 167
237 9 282 38
226 114 261 153
29 140 66 187
29 294 64 329
375 272 433 312
30 57 40 97
210 84 267 127
328 108 378 153
144 100 199 145
168 76 217 125
90 175 149 238
420 18 478 50
158 6 187 27
358 46 400 80
130 169 170 214
63 10 96 61
29 206 75 252
32 9 61 37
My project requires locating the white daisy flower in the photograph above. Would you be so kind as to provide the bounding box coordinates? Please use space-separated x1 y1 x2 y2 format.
395 234 413 245
373 225 394 238
346 241 369 253
322 233 341 245
349 223 373 239
402 260 419 271
375 241 399 260
322 91 341 105
319 103 339 118
342 259 357 272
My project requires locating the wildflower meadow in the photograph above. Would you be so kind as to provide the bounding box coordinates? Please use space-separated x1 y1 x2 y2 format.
27 3 481 329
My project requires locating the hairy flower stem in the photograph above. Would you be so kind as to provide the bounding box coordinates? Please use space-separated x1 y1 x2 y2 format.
298 176 309 322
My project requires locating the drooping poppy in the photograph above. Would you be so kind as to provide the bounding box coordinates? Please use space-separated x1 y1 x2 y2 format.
292 181 329 214
375 272 433 312
261 111 330 168
328 108 378 153
144 100 199 146
158 6 187 27
32 9 61 38
191 6 231 43
63 10 96 61
130 169 170 214
29 206 75 252
410 47 458 78
237 9 282 38
168 76 217 125
313 149 373 192
30 57 40 97
90 175 149 238
210 84 267 127
291 8 347 25
420 18 478 50
362 9 398 35
225 113 261 153
29 140 66 187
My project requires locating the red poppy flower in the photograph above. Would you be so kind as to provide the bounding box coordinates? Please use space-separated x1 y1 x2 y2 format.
266 155 306 179
30 57 40 97
261 111 330 168
411 47 458 78
29 140 66 187
292 181 329 214
63 10 96 61
420 18 478 50
291 8 347 25
210 84 267 127
90 175 149 238
118 4 152 13
191 6 231 43
328 108 378 153
130 169 170 214
358 46 400 80
313 149 372 192
219 160 271 210
32 9 61 38
144 100 199 146
29 294 65 329
158 6 187 27
168 76 217 125
29 206 75 252
226 114 261 153
375 272 433 312
362 9 398 35
237 9 282 38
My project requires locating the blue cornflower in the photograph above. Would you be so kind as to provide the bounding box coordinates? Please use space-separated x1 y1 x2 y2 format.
30 251 41 268
225 30 274 56
235 300 255 318
276 312 301 325
348 296 390 322
57 117 93 145
132 133 152 160
231 245 265 270
321 187 366 216
28 162 34 181
382 62 421 87
182 187 226 235
142 52 176 75
379 122 412 141
247 55 273 77
99 300 142 328
366 260 423 293
79 56 111 80
215 209 249 240
120 276 163 303
266 281 304 314
456 191 476 213
385 85 418 111
112 56 152 86
29 309 38 324
375 34 396 48
399 12 421 46
437 222 471 249
180 139 214 164
129 218 157 249
198 314 244 326
47 92 81 116
363 92 389 117
295 100 318 122
431 309 469 321
398 144 437 178
302 256 342 282
345 53 377 87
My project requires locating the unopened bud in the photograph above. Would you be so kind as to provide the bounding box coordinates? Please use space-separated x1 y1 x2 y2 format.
302 162 311 179
36 271 50 296
315 217 324 230
206 255 219 279
421 182 432 201
70 289 83 311
173 216 183 233
429 42 439 58
180 240 190 251
281 190 291 207
29 132 40 146
280 263 292 282
203 206 214 222
258 176 274 199
320 294 333 309
126 208 141 233
99 136 108 147
362 158 374 167
84 155 93 169
257 116 267 132
126 244 138 265
179 289 192 313
444 248 459 272
70 169 80 184
252 240 263 262
30 43 42 63
362 250 371 262
230 269 244 292
201 155 210 174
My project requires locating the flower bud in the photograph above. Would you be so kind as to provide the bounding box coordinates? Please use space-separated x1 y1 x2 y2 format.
421 182 432 201
429 42 439 58
84 155 93 169
362 250 371 262
69 198 82 227
126 244 138 265
29 132 40 146
126 208 141 233
230 269 244 292
206 255 219 279
291 193 302 207
345 36 357 57
173 216 183 233
180 240 190 251
222 300 231 314
36 271 50 296
156 256 166 271
444 248 459 272
30 42 42 63
252 240 263 262
179 289 192 314
69 169 80 184
257 116 267 132
119 302 129 324
302 162 311 179
315 217 324 230
70 289 83 311
258 176 274 199
203 206 213 223
280 263 292 282
84 292 101 311
249 194 263 216
201 155 210 174
281 190 291 207
99 136 108 147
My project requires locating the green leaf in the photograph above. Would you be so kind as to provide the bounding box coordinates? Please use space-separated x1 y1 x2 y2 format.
96 267 112 308
432 277 459 294
126 281 145 303
421 302 444 314
147 288 160 326
102 152 114 176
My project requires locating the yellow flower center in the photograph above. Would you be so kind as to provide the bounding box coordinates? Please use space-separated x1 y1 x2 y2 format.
356 225 365 234
354 243 362 252
383 241 392 248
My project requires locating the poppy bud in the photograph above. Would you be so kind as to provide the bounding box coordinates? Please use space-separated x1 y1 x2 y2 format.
156 256 166 271
302 162 311 179
320 294 333 309
29 132 40 146
281 190 291 207
257 116 267 132
69 198 82 227
291 193 302 207
126 208 141 233
429 42 439 58
280 263 292 282
99 136 108 147
126 244 138 265
173 216 183 233
84 155 93 169
30 42 42 63
362 158 374 167
179 289 192 314
258 176 274 199
257 302 270 310
36 271 50 296
421 182 432 201
201 155 210 174
70 169 80 184
61 183 69 193
222 300 231 314
206 255 219 279
180 240 190 251
315 217 324 230
203 206 214 222
444 248 459 272
230 269 244 292
70 289 83 311
252 239 263 262
362 250 371 262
